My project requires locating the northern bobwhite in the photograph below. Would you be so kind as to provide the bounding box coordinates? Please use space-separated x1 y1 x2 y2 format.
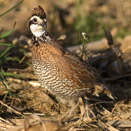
29 6 114 117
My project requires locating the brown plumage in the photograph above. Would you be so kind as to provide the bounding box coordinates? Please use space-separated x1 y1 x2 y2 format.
29 6 114 116
32 6 46 20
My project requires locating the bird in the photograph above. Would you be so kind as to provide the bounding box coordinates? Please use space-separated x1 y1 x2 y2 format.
28 6 114 118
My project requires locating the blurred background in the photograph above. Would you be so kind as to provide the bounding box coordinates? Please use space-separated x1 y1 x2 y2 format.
0 0 131 75
0 1 131 130
1 0 131 44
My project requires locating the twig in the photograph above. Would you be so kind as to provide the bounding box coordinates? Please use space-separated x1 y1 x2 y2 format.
117 104 131 108
104 74 131 81
23 112 46 116
0 117 11 125
106 120 131 128
0 100 23 116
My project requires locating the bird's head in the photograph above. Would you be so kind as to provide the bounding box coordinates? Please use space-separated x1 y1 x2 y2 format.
29 6 47 37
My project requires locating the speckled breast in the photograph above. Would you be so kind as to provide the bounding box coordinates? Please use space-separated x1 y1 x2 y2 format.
32 44 85 100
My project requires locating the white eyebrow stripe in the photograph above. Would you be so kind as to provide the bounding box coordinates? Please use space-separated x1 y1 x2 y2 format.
30 16 43 23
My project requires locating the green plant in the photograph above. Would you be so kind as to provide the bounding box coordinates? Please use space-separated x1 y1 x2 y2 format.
0 0 24 73
73 0 104 44
0 0 23 17
0 0 24 95
0 22 16 63
80 32 88 60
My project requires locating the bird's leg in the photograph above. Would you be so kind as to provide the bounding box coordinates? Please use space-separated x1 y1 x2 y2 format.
59 100 79 122
81 96 96 121
82 96 88 117
68 100 79 116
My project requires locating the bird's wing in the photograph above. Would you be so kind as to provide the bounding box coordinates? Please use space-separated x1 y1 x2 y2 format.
49 45 99 94
34 41 113 98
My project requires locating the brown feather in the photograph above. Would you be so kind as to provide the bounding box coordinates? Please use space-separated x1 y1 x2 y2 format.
32 40 114 100
30 6 114 101
32 6 46 20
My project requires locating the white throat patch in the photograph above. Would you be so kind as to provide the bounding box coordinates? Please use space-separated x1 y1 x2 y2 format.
30 16 45 37
30 24 45 37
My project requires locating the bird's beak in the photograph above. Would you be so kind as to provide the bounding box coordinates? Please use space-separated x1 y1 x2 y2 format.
41 21 47 28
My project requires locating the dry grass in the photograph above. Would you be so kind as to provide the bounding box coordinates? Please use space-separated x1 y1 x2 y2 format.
0 0 131 130
0 33 131 130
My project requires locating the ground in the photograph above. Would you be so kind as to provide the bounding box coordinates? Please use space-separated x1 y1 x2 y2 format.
0 0 131 130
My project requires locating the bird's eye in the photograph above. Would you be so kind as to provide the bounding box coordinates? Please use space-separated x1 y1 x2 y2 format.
33 18 37 23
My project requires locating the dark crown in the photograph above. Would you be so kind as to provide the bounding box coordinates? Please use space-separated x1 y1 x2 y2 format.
32 6 46 20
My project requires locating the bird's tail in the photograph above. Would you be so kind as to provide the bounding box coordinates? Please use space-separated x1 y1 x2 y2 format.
93 83 114 100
